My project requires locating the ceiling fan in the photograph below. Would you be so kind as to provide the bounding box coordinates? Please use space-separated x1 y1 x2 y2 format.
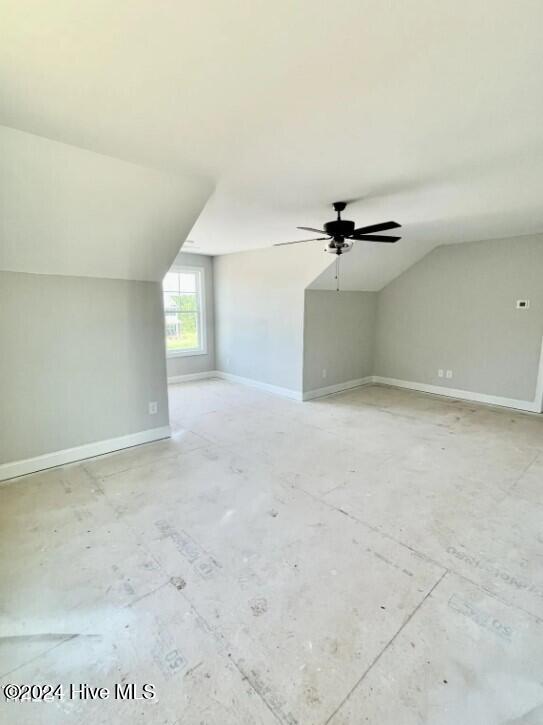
274 201 401 256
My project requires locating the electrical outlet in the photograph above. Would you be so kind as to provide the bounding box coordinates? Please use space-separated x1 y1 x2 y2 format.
446 370 453 379
322 368 327 379
148 401 158 415
438 369 444 378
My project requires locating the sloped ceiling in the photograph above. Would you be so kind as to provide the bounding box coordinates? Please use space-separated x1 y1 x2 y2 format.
0 127 212 280
2 1 543 287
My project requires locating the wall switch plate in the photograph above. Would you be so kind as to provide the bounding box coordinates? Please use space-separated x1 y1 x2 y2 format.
438 369 444 378
516 299 530 309
322 368 327 379
148 401 158 415
446 370 453 379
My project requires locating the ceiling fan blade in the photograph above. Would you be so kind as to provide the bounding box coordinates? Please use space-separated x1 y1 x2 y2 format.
349 234 400 243
297 226 327 234
353 221 401 235
274 237 329 247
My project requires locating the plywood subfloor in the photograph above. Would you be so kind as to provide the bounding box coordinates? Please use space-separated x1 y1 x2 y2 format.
1 380 542 724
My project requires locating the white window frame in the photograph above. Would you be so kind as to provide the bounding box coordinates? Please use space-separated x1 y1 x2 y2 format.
164 265 207 358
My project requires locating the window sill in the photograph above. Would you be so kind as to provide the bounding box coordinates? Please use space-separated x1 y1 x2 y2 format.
167 349 208 359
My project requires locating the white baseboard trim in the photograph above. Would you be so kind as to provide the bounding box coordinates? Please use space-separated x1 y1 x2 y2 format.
168 370 216 384
0 425 171 483
213 371 303 400
167 367 542 413
167 369 302 400
303 377 373 401
372 376 539 413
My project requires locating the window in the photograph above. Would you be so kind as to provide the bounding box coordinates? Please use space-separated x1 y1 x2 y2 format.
162 267 206 356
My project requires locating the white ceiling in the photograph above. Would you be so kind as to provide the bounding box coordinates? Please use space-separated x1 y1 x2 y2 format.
2 1 543 287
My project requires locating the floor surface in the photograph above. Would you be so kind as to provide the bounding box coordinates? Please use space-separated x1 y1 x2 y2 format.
1 380 542 724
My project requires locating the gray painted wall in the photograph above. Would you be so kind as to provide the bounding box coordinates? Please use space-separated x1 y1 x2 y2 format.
303 290 377 393
214 250 305 391
214 245 332 392
165 252 216 378
374 235 543 402
0 271 169 463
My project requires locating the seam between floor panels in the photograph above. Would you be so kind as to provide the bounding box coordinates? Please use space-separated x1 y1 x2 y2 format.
495 450 541 505
299 485 447 571
324 570 448 725
228 655 285 725
299 485 543 625
125 580 172 608
0 635 80 680
175 587 288 725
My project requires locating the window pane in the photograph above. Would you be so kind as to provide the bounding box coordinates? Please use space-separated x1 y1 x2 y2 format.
163 292 197 314
178 292 197 312
163 292 181 313
179 273 196 293
163 272 180 293
165 312 200 352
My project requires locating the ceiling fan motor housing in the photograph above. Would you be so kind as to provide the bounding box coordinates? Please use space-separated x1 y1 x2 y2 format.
324 219 355 237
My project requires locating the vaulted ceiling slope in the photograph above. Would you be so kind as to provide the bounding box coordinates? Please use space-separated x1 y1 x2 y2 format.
0 126 212 280
2 1 543 287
